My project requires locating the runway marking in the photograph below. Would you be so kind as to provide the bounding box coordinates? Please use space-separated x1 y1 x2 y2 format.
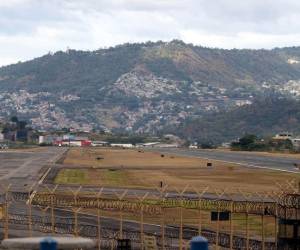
0 158 35 180
48 148 69 163
0 151 34 154
38 167 52 185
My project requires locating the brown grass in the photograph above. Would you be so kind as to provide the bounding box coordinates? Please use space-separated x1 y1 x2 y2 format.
56 148 299 193
63 147 227 168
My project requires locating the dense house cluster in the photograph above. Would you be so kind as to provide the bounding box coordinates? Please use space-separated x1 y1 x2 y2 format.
0 115 181 149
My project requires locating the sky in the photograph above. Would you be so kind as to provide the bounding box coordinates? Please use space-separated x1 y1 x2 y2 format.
1 0 300 66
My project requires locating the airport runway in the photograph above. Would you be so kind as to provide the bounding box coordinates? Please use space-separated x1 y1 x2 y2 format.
0 147 67 191
152 148 300 173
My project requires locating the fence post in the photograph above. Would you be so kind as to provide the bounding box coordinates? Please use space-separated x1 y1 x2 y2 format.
190 236 208 250
40 237 57 250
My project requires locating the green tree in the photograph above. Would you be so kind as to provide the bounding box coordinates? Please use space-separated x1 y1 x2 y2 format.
239 134 257 147
10 116 18 123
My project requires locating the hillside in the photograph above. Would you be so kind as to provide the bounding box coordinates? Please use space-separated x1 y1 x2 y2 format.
0 40 300 134
172 97 300 144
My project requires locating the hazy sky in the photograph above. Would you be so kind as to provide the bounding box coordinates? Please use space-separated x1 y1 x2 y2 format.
1 0 300 66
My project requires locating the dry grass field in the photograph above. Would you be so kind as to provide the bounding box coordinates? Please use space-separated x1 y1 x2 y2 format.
55 147 299 193
63 147 227 168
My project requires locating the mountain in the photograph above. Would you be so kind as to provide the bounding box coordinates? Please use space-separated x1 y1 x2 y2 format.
0 40 300 135
170 97 300 144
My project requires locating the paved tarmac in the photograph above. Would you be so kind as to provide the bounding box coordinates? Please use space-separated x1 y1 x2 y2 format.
0 147 67 191
152 148 300 173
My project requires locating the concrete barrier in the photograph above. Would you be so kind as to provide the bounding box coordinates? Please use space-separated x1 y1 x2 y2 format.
1 237 95 250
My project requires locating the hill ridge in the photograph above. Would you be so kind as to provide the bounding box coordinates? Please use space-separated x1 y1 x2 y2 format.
0 40 300 137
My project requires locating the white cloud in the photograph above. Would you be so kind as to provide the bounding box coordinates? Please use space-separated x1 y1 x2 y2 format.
0 0 300 66
180 30 300 49
0 0 29 7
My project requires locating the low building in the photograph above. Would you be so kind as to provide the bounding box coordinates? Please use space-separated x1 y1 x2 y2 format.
136 142 160 148
39 135 45 144
221 142 231 148
81 140 92 147
39 135 57 145
152 143 179 148
91 141 109 147
291 138 300 150
189 142 198 149
54 139 91 147
273 132 300 150
111 143 134 148
273 132 293 140
69 140 82 147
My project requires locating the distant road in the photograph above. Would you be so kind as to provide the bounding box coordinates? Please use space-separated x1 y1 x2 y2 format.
152 148 300 173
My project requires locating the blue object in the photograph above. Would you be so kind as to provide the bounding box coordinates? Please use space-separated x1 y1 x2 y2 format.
40 237 57 250
190 236 208 250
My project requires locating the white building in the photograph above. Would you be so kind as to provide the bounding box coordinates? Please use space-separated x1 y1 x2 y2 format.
273 132 300 150
273 132 293 140
91 141 109 147
110 143 134 148
39 135 55 145
291 138 300 150
136 142 160 148
69 141 82 147
152 143 179 148
38 135 45 144
0 133 4 141
189 142 198 149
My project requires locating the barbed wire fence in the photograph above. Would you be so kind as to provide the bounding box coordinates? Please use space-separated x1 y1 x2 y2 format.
0 178 299 249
